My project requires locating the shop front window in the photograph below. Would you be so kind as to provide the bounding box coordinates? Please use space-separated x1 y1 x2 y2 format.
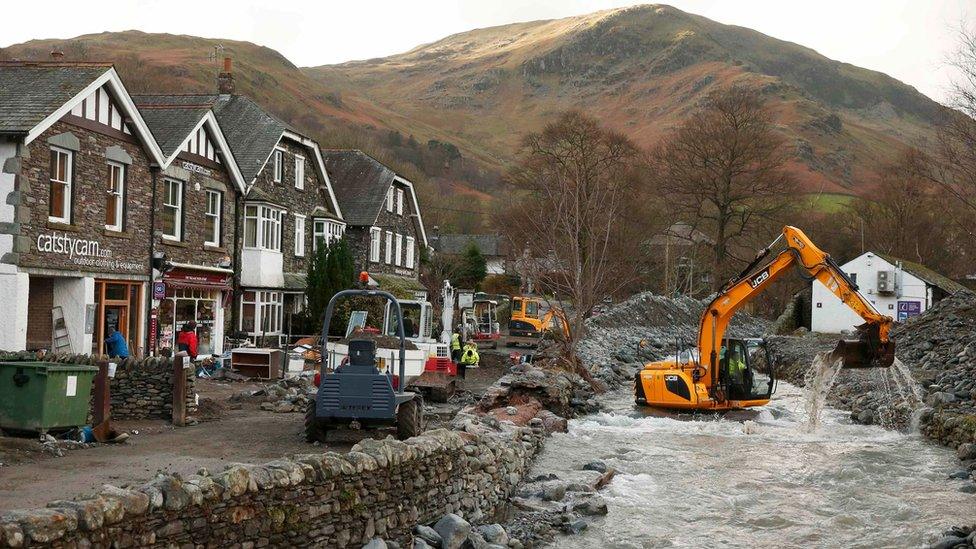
159 288 219 356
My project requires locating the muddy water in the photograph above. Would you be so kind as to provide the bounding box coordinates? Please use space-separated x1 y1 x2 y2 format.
533 382 976 548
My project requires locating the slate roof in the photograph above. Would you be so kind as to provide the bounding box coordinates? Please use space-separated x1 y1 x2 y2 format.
282 273 307 292
322 150 396 226
432 234 505 257
875 253 968 295
211 95 287 184
0 63 111 134
131 95 211 157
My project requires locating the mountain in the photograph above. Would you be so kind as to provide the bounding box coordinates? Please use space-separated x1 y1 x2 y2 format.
0 4 946 219
306 3 943 194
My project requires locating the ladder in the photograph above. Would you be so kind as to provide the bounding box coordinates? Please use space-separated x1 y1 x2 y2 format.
52 306 72 353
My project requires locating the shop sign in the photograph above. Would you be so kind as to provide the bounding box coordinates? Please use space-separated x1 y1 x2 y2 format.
897 300 921 321
181 161 212 177
165 268 232 288
393 267 414 277
35 231 142 271
153 281 167 300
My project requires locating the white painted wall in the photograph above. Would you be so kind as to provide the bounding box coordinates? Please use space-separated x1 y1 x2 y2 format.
0 271 29 351
0 141 18 266
811 252 930 334
240 248 284 287
52 276 94 353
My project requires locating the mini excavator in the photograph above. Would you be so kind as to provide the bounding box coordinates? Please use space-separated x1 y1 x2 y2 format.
635 226 895 411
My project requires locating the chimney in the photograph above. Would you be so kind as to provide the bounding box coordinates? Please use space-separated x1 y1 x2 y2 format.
217 56 235 95
50 48 64 60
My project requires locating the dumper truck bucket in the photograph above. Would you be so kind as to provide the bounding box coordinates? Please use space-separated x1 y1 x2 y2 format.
831 323 894 369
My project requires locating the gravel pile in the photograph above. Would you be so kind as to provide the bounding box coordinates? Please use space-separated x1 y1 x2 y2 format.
576 292 769 387
232 375 316 413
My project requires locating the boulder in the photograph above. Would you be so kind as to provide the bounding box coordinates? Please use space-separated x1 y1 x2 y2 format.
433 514 471 549
581 460 607 473
958 443 976 461
362 538 387 549
476 524 509 546
415 524 443 547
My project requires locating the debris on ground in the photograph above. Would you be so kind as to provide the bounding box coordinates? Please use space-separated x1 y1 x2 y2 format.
231 374 316 413
576 292 769 388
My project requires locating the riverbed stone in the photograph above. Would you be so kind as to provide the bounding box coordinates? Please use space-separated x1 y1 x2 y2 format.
476 524 508 546
958 443 976 461
433 514 470 549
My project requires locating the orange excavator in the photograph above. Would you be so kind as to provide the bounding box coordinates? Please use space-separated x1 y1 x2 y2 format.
635 226 895 411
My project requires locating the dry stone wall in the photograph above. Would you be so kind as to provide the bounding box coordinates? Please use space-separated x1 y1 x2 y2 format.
0 424 545 548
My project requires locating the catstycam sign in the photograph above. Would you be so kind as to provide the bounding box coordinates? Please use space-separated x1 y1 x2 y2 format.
35 232 142 271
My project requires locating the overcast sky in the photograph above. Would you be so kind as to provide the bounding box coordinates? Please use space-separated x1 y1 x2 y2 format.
4 0 971 102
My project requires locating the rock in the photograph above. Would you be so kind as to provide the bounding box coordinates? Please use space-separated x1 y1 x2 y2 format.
581 460 607 473
959 484 976 494
572 495 609 516
541 483 567 502
362 538 387 549
929 535 966 549
274 402 295 413
505 406 518 416
562 519 588 535
415 524 443 547
948 470 972 480
413 540 432 549
465 531 490 549
433 514 471 549
476 524 509 546
958 443 976 461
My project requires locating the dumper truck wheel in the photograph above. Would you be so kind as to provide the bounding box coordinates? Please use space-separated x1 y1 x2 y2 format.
304 400 329 443
396 396 424 440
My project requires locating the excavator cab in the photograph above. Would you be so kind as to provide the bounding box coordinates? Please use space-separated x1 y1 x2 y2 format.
719 339 775 402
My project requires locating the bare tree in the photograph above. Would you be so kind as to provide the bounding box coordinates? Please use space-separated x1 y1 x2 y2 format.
499 111 647 368
653 85 797 289
931 23 976 237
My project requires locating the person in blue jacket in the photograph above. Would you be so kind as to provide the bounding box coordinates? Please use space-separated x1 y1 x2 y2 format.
104 326 129 358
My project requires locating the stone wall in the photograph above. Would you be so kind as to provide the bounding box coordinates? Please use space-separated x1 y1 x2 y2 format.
0 424 545 548
0 352 196 422
106 356 197 420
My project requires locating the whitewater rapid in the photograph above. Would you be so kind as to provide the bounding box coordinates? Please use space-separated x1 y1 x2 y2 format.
532 382 975 548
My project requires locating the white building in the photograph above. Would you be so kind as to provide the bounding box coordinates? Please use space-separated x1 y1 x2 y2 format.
811 251 965 333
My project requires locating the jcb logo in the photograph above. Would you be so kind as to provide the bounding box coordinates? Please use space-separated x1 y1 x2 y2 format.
665 375 679 382
750 269 770 289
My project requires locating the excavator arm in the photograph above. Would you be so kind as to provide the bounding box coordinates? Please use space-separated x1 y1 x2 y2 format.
698 226 894 393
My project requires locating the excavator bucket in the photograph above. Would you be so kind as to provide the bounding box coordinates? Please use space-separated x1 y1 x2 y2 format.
831 323 894 369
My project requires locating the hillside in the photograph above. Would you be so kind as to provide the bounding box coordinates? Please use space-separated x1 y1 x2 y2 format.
0 3 946 214
306 3 943 194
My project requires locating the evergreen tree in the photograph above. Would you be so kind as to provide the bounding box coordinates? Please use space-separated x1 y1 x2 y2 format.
457 242 487 289
306 237 357 333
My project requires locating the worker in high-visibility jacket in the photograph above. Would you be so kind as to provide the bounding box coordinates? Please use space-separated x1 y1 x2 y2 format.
458 341 479 380
451 328 462 363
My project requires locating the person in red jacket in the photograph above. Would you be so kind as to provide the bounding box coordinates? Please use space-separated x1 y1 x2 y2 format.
176 321 198 358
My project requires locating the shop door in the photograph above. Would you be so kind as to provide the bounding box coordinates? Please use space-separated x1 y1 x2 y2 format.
94 281 143 356
104 304 128 344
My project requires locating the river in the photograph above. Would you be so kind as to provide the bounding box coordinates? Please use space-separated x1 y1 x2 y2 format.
531 382 976 548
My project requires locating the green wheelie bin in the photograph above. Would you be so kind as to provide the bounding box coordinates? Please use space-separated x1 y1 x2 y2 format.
0 362 98 433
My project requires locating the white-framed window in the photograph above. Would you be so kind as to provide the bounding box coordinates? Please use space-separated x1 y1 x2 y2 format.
244 204 283 251
272 149 284 183
386 187 394 212
204 190 222 247
104 161 124 231
162 178 183 240
294 214 306 257
385 231 393 264
240 290 283 335
395 233 403 266
369 227 381 262
405 236 415 269
396 188 404 216
294 155 305 190
312 219 344 252
48 147 72 223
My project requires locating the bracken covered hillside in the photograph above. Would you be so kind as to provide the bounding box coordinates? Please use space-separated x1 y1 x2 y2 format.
307 3 944 195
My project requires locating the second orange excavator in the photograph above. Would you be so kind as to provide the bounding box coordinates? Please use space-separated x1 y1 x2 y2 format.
635 226 895 411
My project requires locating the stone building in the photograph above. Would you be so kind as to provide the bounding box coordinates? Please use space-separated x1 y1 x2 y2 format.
132 95 247 357
0 62 166 355
323 150 428 295
430 233 508 275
